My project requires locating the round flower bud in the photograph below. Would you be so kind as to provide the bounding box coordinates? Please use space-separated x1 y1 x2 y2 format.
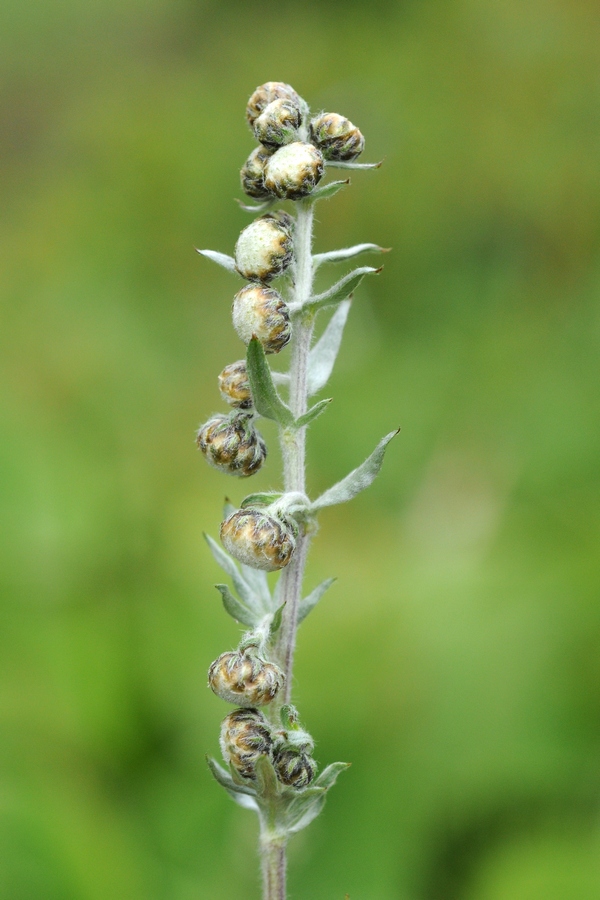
254 98 301 148
218 360 252 409
209 650 285 707
272 746 317 789
220 509 296 572
309 112 365 162
246 82 302 128
240 146 274 200
232 285 291 355
196 413 266 477
220 708 273 780
235 214 294 283
264 142 324 200
262 209 295 236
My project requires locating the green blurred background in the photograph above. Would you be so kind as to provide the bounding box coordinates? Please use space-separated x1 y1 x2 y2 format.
1 0 599 897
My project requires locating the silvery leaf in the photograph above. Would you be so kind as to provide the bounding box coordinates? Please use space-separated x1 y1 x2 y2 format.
307 301 351 396
308 179 349 202
312 429 399 511
239 564 271 612
235 197 275 214
325 159 383 170
314 761 351 790
295 398 332 428
204 533 261 612
313 244 390 270
206 756 259 810
297 577 336 624
195 249 238 273
307 267 382 314
215 583 258 628
285 787 327 833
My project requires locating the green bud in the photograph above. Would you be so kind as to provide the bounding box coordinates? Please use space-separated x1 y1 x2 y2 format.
220 708 273 780
254 98 301 148
232 284 291 355
235 214 294 283
272 746 317 789
196 412 266 477
264 141 324 200
309 112 365 162
220 508 296 571
218 360 252 409
209 649 285 706
246 82 302 128
240 145 275 200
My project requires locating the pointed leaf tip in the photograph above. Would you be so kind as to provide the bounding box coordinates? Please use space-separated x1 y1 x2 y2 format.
311 429 399 511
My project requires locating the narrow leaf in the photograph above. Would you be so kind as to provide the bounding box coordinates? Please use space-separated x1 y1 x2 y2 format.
254 754 280 799
269 602 286 636
325 159 383 170
235 197 275 214
307 301 351 396
240 492 282 509
307 267 382 314
286 788 327 833
206 756 258 810
223 498 236 518
239 564 272 611
271 370 290 387
295 398 332 428
313 244 390 270
246 337 295 427
314 761 351 790
204 533 259 611
195 248 237 273
312 429 399 511
307 179 350 202
297 577 336 624
215 584 258 627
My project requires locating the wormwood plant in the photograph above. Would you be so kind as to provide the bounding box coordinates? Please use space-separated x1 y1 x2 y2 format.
196 82 396 900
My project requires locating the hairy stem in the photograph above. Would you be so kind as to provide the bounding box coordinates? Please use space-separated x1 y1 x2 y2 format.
261 200 314 900
261 834 287 900
276 199 314 697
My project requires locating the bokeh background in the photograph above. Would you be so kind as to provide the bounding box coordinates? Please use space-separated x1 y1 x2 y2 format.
1 0 599 897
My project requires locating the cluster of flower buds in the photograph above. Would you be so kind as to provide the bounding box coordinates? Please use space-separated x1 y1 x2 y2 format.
240 81 365 203
219 704 317 788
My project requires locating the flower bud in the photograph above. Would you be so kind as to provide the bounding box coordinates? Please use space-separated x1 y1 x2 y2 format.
220 508 296 572
196 413 266 477
272 746 317 789
232 284 291 355
218 360 252 409
220 708 273 780
240 146 275 200
235 214 294 283
209 650 285 706
254 98 301 148
246 82 302 128
264 142 324 200
309 112 365 162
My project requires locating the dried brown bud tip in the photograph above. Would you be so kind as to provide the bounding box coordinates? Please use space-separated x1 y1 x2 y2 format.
240 146 275 200
309 112 365 162
220 708 273 780
264 142 324 201
220 508 296 572
246 82 302 128
235 214 294 283
254 98 301 148
232 284 291 355
209 650 285 706
196 413 266 477
273 746 317 788
218 360 252 409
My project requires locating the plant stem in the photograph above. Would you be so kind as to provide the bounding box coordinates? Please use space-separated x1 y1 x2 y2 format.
276 198 315 700
262 199 314 900
261 833 287 900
